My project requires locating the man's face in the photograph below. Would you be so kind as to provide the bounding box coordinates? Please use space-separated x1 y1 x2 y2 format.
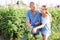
30 4 35 11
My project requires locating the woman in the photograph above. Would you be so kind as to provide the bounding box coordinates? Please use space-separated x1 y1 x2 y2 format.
32 5 52 40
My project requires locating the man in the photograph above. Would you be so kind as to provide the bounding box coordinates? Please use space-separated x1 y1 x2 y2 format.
26 2 41 35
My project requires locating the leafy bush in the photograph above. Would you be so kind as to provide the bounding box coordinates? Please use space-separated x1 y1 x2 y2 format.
48 8 60 40
0 7 60 40
0 7 26 40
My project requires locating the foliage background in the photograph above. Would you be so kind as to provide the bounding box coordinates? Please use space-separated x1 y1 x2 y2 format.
0 6 60 40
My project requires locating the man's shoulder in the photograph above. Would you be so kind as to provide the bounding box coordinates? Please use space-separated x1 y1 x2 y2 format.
26 10 31 12
36 10 39 12
26 10 31 15
36 10 41 15
36 10 41 14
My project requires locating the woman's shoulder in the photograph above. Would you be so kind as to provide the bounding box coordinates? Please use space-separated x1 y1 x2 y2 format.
41 14 50 20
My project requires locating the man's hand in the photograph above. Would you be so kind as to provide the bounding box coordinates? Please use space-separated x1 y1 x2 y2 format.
31 23 36 27
26 20 32 26
35 22 40 25
31 21 40 27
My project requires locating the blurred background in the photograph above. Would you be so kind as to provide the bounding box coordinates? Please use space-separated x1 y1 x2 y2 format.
0 0 60 8
0 0 60 40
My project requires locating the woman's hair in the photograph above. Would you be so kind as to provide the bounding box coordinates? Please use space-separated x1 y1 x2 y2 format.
42 5 46 7
42 5 47 10
41 5 51 17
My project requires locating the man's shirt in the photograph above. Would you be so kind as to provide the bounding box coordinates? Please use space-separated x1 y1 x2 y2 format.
26 10 41 26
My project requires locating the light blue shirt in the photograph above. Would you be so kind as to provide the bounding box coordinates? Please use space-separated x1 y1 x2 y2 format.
41 15 51 35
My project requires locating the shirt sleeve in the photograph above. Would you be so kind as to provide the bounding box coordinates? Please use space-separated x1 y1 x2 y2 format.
37 11 41 23
26 10 30 21
39 13 42 22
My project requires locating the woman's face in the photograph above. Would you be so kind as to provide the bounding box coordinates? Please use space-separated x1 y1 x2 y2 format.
40 7 47 15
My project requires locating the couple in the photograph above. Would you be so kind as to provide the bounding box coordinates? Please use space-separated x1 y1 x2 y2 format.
26 2 52 40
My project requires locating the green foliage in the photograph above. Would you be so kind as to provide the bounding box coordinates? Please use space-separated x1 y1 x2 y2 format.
48 8 60 40
49 8 60 31
0 7 60 40
0 7 26 40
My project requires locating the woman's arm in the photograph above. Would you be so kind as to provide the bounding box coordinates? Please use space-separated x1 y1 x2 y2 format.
32 24 45 33
35 24 45 30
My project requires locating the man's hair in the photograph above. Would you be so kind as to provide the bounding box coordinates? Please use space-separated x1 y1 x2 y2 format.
30 2 34 5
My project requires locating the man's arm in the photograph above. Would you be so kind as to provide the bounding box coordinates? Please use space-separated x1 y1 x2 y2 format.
35 11 41 26
26 10 31 26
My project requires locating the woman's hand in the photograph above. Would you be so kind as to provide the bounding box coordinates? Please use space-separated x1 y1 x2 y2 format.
32 28 37 33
